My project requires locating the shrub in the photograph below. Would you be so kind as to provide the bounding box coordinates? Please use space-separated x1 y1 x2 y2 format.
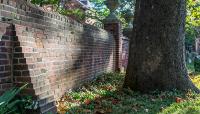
0 84 37 114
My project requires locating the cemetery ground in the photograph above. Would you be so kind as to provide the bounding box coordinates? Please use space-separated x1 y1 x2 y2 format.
57 69 200 114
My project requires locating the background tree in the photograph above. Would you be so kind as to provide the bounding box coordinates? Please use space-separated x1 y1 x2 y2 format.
31 0 60 7
88 0 135 27
30 0 135 27
123 0 199 93
185 0 200 50
31 0 86 21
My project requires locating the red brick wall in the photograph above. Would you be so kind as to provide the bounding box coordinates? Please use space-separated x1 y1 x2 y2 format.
0 22 15 94
0 0 116 113
104 23 122 72
121 37 129 72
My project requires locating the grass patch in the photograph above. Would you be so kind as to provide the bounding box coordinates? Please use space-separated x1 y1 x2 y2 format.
160 95 200 114
187 62 195 73
57 72 200 114
190 73 200 88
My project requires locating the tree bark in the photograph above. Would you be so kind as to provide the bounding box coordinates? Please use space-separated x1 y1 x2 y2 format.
123 0 199 93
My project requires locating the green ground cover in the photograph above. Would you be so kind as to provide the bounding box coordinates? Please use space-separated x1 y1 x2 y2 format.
57 72 200 114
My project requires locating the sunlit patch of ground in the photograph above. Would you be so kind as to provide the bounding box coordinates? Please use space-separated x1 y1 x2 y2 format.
190 73 200 88
160 72 200 114
57 72 200 114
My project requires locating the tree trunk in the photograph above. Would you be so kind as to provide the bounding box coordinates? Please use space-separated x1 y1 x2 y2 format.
123 0 199 93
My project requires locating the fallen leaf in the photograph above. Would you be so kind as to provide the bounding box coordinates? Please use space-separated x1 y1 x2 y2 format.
95 109 105 114
112 99 120 105
106 108 112 113
94 100 101 105
83 109 91 113
175 97 183 103
84 99 91 105
101 85 113 91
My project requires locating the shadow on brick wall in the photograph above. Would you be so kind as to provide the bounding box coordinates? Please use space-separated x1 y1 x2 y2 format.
70 24 115 86
0 23 42 113
10 25 42 113
0 22 15 94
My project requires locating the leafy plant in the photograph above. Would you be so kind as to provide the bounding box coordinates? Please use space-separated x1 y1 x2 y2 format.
0 84 36 114
31 0 59 7
31 0 86 22
185 0 200 47
57 72 200 114
194 56 200 72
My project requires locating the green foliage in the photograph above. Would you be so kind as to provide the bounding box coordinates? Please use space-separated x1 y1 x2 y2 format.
160 94 200 114
30 0 199 38
187 62 195 73
194 57 200 72
185 25 198 45
0 84 36 114
31 0 86 22
186 0 200 45
59 8 86 21
57 73 200 114
186 0 200 27
31 0 59 6
88 0 110 21
89 0 135 28
30 0 135 27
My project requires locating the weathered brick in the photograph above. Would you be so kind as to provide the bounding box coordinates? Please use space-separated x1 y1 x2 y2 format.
37 58 42 62
0 66 4 71
0 60 9 64
0 72 11 77
14 53 24 58
0 54 7 59
13 59 18 64
19 58 26 63
0 42 5 46
14 47 22 52
14 76 31 82
13 71 21 76
5 66 11 71
14 65 28 70
0 78 12 83
22 70 30 76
